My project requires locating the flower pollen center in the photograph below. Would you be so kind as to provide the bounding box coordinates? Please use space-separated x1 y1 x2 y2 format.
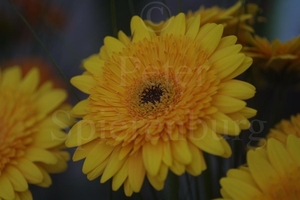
127 73 181 118
140 83 164 104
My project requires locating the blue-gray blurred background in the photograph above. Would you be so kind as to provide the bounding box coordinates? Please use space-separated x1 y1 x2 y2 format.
1 0 300 199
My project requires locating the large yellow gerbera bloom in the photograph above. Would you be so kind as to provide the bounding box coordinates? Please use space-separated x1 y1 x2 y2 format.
66 13 256 196
0 66 73 200
219 134 300 200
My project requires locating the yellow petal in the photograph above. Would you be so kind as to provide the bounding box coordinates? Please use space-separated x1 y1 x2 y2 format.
33 129 65 148
170 139 192 165
161 13 185 37
267 138 294 176
37 89 67 115
216 35 237 50
220 178 262 200
186 143 205 176
199 24 223 56
6 165 28 191
100 148 127 183
189 126 225 156
286 135 300 166
70 75 97 94
1 66 21 87
225 57 252 81
239 107 257 119
212 95 246 113
36 166 52 187
118 30 130 45
83 54 104 75
162 141 172 166
196 23 217 41
124 178 133 196
247 149 278 192
83 143 114 174
128 151 145 192
169 159 185 175
17 158 43 184
65 120 98 147
218 80 255 100
157 163 168 182
71 99 89 117
142 141 163 176
112 159 129 191
226 169 257 187
25 147 57 164
19 67 39 94
147 174 164 190
86 158 109 181
99 46 109 60
205 112 241 136
186 14 200 40
18 190 32 200
0 174 15 199
72 140 99 161
212 53 246 80
130 16 152 43
209 44 242 63
104 36 126 56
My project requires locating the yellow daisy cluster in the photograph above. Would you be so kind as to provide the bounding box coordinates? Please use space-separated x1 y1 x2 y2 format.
0 66 73 200
145 1 261 44
259 114 300 146
219 134 300 200
66 12 256 196
243 34 300 83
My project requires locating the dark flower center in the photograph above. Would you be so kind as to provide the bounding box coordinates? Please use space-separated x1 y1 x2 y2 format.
140 84 164 104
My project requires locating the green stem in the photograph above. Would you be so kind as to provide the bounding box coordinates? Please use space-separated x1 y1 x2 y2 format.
202 153 213 200
110 0 118 37
128 0 136 16
178 0 182 13
167 172 179 200
8 0 81 102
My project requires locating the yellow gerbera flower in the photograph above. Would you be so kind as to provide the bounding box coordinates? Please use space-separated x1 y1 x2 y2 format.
66 13 256 196
145 1 261 44
258 114 300 146
0 66 73 200
219 134 300 200
243 34 300 85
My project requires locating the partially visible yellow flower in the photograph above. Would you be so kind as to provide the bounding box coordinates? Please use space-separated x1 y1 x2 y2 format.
243 34 300 75
66 13 256 196
0 66 73 199
145 1 261 44
259 114 300 146
219 134 300 200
